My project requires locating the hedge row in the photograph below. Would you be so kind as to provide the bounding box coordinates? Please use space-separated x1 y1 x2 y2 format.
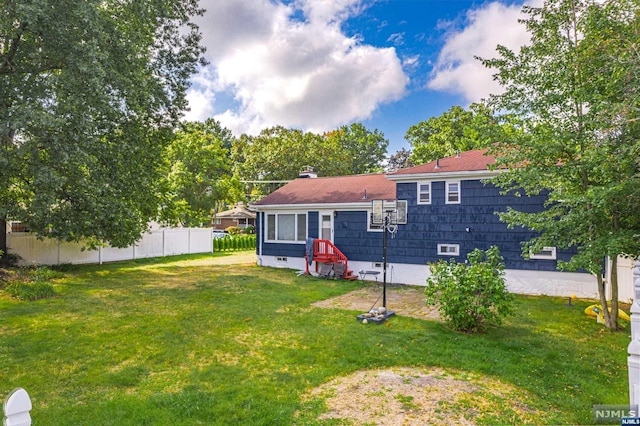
213 235 256 252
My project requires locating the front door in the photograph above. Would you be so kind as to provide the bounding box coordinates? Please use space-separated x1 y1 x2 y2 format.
320 213 333 242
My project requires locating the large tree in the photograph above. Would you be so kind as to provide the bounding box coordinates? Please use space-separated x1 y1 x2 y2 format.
324 123 388 174
159 120 242 227
480 0 640 329
386 148 414 172
0 0 205 255
231 126 354 200
405 103 508 165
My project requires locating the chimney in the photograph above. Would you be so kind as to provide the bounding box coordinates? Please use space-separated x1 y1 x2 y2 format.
435 159 440 169
299 166 317 178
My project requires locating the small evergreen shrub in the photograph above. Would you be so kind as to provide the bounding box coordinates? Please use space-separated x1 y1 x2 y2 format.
425 246 513 333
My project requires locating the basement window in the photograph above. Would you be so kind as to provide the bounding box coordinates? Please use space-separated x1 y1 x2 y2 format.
529 247 557 260
437 244 460 256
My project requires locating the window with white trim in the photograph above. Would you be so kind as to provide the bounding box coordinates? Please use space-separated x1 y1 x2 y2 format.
446 181 460 204
417 182 431 204
437 244 460 256
530 247 556 260
266 213 307 242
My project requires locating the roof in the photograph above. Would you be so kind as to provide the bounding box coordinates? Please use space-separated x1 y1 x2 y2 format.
253 173 396 206
215 203 256 219
389 148 496 177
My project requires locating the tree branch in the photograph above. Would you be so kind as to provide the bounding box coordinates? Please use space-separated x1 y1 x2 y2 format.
0 21 27 74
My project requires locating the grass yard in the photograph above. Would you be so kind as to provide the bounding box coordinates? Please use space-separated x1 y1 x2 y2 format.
0 252 631 425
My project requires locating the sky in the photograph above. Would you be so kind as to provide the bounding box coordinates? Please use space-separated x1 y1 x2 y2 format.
185 0 541 154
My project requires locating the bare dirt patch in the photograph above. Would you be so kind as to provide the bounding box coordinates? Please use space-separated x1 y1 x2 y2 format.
306 286 547 425
312 284 440 321
299 366 546 425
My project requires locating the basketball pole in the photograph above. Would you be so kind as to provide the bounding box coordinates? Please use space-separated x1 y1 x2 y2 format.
382 212 388 309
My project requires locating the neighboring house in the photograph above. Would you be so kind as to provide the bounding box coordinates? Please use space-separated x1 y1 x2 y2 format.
253 149 604 299
213 203 256 231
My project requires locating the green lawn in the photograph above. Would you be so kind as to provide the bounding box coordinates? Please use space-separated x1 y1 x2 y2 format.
0 252 631 425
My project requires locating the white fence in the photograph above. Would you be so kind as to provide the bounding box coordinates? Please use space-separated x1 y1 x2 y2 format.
7 228 213 266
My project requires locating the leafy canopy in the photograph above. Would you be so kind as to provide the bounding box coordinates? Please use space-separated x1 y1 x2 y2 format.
232 124 388 200
406 103 510 165
159 120 243 227
0 0 205 250
480 0 640 329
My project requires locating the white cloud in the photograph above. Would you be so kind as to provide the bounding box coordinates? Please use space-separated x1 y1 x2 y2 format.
428 0 542 103
189 0 408 135
183 67 217 122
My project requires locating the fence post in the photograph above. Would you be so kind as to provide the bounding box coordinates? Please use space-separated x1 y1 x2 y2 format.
3 388 32 426
629 260 640 407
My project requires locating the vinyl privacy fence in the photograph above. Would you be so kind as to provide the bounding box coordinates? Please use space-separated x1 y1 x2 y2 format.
7 228 213 266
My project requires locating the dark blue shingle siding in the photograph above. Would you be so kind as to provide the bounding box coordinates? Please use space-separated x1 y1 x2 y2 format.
258 178 575 272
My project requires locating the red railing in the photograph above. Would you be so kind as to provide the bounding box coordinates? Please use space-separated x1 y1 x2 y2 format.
305 239 348 275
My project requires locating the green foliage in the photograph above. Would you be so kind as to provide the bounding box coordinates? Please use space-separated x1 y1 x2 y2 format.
406 103 510 164
213 235 256 252
425 246 513 333
3 266 59 301
325 123 389 174
479 0 640 329
0 250 20 267
5 280 55 301
0 0 206 251
225 226 241 235
159 119 243 227
231 124 389 200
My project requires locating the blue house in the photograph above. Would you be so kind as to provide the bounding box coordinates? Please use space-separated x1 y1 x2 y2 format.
253 149 597 297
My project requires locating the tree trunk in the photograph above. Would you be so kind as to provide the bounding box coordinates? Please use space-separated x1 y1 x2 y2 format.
609 256 620 330
597 272 611 326
596 257 620 331
0 214 6 253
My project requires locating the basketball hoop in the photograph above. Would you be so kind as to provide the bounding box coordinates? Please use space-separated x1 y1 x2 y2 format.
361 199 408 321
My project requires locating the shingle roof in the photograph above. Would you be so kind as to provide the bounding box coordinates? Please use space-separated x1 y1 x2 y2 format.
215 203 256 219
389 148 495 175
253 173 395 206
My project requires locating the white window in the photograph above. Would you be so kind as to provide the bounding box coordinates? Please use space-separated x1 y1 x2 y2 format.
266 213 307 242
446 181 460 204
417 182 431 204
437 244 460 256
530 247 557 260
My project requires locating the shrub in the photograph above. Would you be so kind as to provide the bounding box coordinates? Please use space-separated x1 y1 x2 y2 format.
0 250 20 267
4 266 59 301
425 246 513 333
225 226 241 235
6 280 56 301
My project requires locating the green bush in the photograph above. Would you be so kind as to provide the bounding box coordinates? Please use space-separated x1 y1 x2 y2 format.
213 235 256 253
6 280 56 301
225 226 241 235
3 266 59 301
425 246 513 333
